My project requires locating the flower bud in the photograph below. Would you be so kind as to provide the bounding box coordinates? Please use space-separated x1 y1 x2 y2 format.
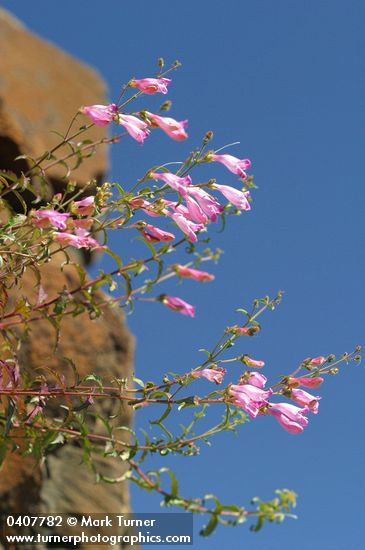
191 367 226 385
160 294 195 317
232 326 260 336
203 131 214 145
241 355 265 368
308 356 326 366
160 100 172 112
287 376 324 389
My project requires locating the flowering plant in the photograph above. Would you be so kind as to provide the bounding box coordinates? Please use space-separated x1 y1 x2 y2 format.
0 60 360 536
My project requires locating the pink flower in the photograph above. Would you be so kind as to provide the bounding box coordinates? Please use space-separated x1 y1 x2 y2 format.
187 187 223 222
214 184 251 210
242 356 265 369
287 376 324 389
145 111 188 140
129 198 165 217
80 103 118 127
161 295 195 317
185 195 208 223
268 403 309 434
118 114 150 143
291 388 321 413
191 367 226 385
246 372 268 389
229 383 272 418
173 265 215 282
131 77 171 95
73 196 95 216
141 223 175 242
72 218 94 230
150 172 192 196
170 202 191 217
169 213 204 242
1 359 20 389
32 209 70 230
53 229 104 250
308 356 326 366
211 153 251 180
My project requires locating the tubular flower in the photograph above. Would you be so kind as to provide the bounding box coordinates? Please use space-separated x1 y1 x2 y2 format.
53 229 104 250
144 111 188 140
287 376 324 389
141 223 175 242
268 403 309 434
73 196 95 216
242 356 265 369
32 209 70 230
118 114 150 143
187 187 223 222
214 184 251 210
191 367 226 385
185 195 208 223
187 187 223 221
169 213 204 242
72 218 94 230
161 295 195 317
291 388 321 413
173 265 215 282
150 172 192 196
210 153 251 180
130 77 171 95
229 383 272 418
166 198 208 222
129 198 166 217
80 103 118 127
246 372 268 389
168 202 191 217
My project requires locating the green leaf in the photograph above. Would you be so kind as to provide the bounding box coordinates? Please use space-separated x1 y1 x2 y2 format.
104 247 123 270
159 467 179 498
251 515 264 532
133 376 145 388
84 373 103 388
151 404 172 424
236 308 249 316
200 514 218 537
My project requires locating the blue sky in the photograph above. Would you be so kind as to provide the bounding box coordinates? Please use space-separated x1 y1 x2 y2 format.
2 1 364 548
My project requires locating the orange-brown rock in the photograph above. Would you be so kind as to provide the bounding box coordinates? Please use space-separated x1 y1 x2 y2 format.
0 253 135 549
0 8 108 192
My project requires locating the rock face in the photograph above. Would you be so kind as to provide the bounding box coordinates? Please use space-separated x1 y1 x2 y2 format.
0 8 108 191
0 9 135 549
0 254 135 548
